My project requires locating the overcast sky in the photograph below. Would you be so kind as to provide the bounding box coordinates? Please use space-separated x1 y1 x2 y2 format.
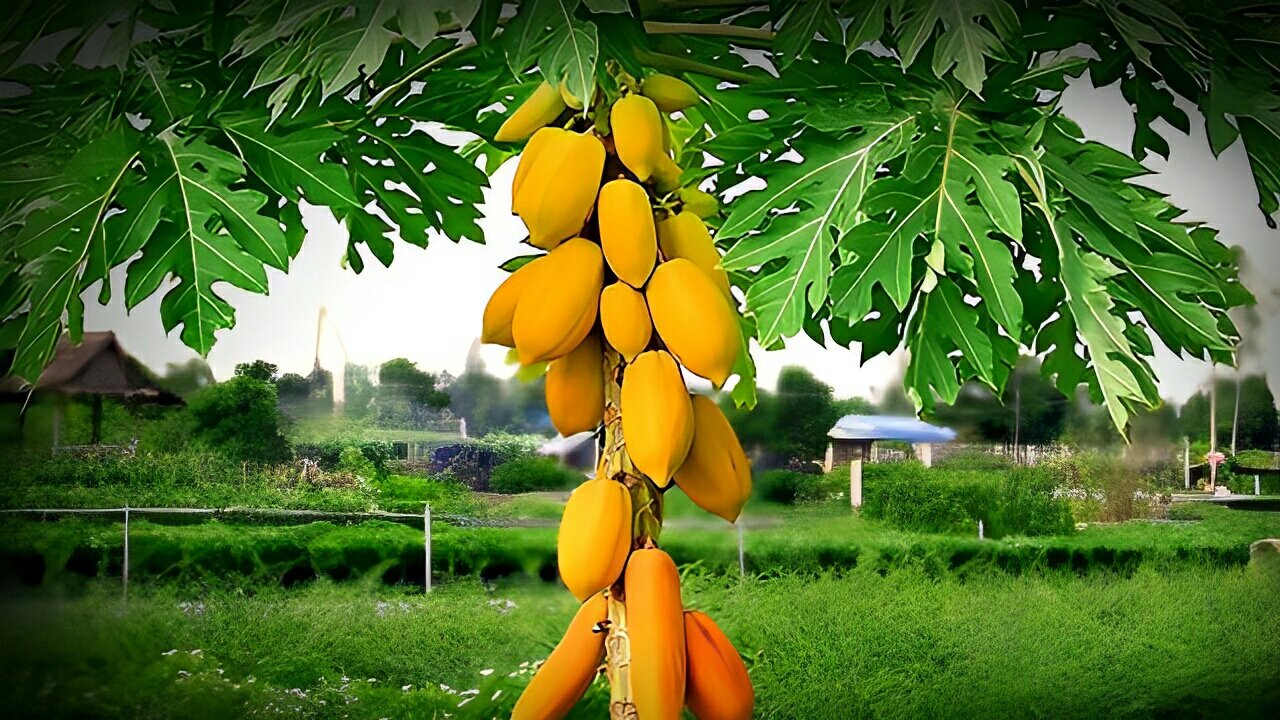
82 77 1279 406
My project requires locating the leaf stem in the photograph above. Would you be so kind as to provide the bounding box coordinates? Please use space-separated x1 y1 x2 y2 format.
358 42 474 124
633 48 759 84
642 21 774 43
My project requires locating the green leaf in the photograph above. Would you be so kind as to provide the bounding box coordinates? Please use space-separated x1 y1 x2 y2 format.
728 314 759 409
894 0 1017 94
220 114 360 210
841 0 890 57
539 17 597 108
501 0 581 74
1051 216 1156 434
124 129 290 356
583 0 629 13
776 0 843 68
829 217 916 321
6 127 139 382
720 114 914 345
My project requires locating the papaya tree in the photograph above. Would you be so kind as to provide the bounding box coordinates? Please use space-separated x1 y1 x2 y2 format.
1 1 1275 716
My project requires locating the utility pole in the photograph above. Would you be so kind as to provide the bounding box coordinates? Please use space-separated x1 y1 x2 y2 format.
1012 369 1022 464
1232 366 1242 456
1209 364 1218 491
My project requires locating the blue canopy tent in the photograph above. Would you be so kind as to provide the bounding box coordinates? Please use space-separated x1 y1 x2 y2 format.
826 415 957 508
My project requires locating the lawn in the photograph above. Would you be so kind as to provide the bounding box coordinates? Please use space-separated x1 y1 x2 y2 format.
2 564 1276 719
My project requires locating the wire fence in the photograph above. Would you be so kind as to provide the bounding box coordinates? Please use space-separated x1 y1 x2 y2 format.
2 504 750 599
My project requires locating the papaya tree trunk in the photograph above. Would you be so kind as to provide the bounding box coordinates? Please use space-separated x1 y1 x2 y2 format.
600 346 661 717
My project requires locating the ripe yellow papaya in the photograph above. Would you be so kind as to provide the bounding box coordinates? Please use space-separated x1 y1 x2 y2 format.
511 593 607 720
625 548 686 720
674 395 752 523
621 350 693 485
599 283 652 362
611 94 665 182
646 259 739 386
513 238 603 365
481 257 542 347
656 212 732 299
512 129 605 249
683 610 754 720
678 187 719 219
545 334 604 437
558 477 632 601
496 82 567 143
641 74 701 113
598 179 657 287
653 152 683 193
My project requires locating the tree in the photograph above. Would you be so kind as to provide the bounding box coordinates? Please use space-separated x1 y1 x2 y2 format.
930 359 1067 445
376 358 449 428
343 363 375 420
1181 374 1278 450
187 376 290 464
3 3 1276 714
158 358 215 398
774 367 842 460
234 359 278 383
1 1 1266 439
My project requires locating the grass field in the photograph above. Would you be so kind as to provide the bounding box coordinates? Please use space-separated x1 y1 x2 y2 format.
3 564 1277 719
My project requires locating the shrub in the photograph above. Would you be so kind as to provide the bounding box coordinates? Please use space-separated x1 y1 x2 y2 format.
487 456 581 494
294 440 396 474
934 448 1016 472
1043 452 1157 522
754 470 805 504
471 431 543 463
861 462 1073 537
187 377 290 463
336 446 377 481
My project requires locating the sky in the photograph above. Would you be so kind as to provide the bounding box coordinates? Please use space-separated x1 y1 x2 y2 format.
82 77 1280 407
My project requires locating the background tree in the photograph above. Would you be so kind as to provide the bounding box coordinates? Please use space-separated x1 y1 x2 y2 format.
1 1 1272 439
376 358 449 429
343 363 375 420
234 359 278 384
158 358 216 398
1181 374 1278 450
187 376 290 463
722 367 845 462
930 359 1067 445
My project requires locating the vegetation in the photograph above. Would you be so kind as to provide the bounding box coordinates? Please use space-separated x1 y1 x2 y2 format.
488 457 582 495
2 565 1277 719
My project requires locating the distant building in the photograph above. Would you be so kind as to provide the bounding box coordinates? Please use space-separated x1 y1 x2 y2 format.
826 415 956 508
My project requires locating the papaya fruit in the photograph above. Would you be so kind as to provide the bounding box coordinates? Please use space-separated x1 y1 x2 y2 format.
512 129 605 249
611 94 665 182
683 610 754 720
646 259 739 386
513 238 603 365
481 257 542 347
558 477 632 601
653 152 683 193
496 82 567 143
678 187 719 219
511 593 607 720
641 74 701 113
656 212 732 300
621 350 693 485
599 283 652 362
674 395 752 523
625 548 686 720
545 334 604 437
597 179 657 287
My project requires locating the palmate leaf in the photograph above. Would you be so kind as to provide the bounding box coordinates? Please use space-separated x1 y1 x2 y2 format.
904 278 1002 409
219 113 361 211
6 126 139 381
719 112 914 346
121 129 289 356
539 16 598 108
892 0 1018 94
775 0 843 68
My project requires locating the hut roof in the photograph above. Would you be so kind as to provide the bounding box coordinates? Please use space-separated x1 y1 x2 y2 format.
0 331 182 404
828 415 956 443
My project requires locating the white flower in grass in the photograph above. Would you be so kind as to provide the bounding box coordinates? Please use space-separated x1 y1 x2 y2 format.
162 649 178 656
402 684 412 692
479 669 494 676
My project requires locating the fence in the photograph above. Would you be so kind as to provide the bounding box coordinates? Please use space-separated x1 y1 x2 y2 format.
1 504 750 598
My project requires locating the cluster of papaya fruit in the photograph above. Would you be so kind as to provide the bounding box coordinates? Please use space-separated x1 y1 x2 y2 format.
481 72 754 719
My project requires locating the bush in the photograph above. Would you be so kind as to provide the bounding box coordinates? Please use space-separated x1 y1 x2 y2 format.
471 431 543 463
1042 452 1158 522
336 446 377 481
754 470 805 504
487 456 581 494
187 377 290 463
861 462 1073 537
294 440 396 474
934 448 1016 472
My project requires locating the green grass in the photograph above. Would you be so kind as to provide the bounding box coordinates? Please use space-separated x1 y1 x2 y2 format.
2 564 1277 719
288 415 461 445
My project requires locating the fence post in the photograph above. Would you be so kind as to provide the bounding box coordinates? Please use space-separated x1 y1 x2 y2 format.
737 522 745 577
1183 439 1190 490
1256 475 1261 497
423 503 432 594
978 519 984 540
123 505 130 604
